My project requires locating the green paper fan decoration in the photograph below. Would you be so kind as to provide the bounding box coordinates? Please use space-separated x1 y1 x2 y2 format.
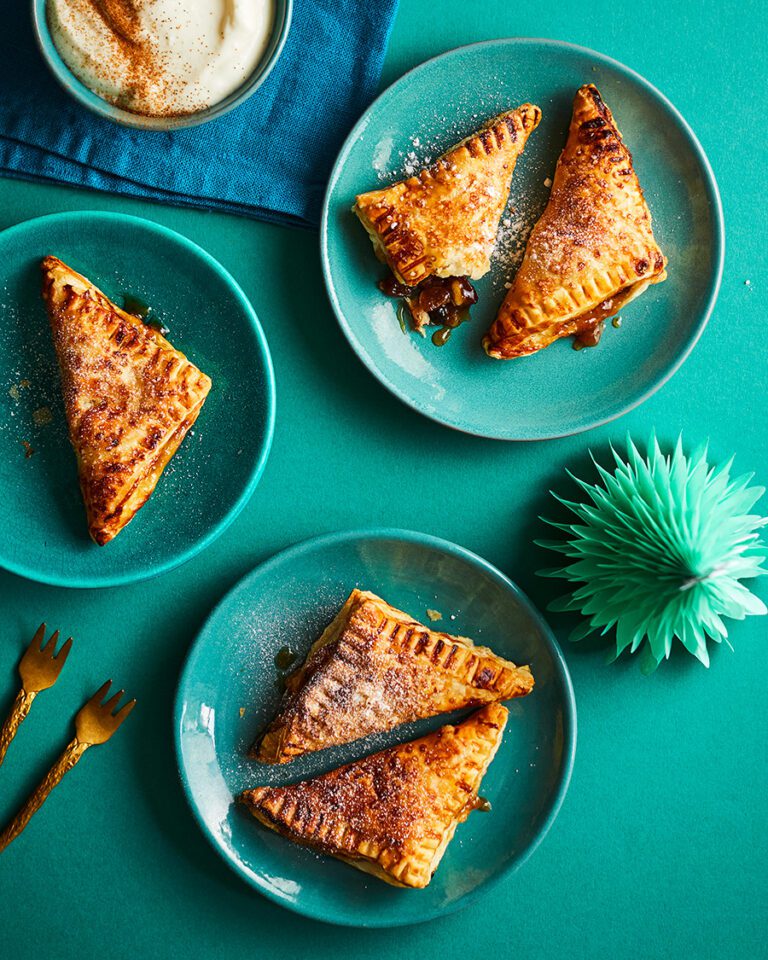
538 434 768 672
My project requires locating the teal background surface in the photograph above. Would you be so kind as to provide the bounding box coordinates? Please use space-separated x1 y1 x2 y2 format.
0 1 766 958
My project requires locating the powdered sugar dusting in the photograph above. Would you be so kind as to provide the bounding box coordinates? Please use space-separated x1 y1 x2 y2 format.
490 198 540 288
0 280 63 458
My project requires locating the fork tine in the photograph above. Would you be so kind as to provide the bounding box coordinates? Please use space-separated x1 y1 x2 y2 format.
41 629 60 654
88 680 112 706
113 699 137 726
103 689 125 713
31 623 46 651
55 637 73 664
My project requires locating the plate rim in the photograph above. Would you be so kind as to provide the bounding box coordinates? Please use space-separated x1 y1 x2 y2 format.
320 37 725 441
0 210 276 588
174 526 578 928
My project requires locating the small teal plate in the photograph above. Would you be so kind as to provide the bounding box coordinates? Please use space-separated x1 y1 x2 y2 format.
0 212 275 587
321 39 724 440
175 529 576 927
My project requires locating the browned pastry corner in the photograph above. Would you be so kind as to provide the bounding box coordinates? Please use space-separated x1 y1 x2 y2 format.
240 702 508 888
484 84 667 358
354 104 541 288
41 256 211 545
254 589 533 764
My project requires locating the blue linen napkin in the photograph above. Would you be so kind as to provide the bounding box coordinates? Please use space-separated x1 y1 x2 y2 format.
0 1 399 227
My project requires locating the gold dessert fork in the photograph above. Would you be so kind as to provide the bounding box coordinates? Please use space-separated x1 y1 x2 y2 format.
0 680 136 853
0 624 72 767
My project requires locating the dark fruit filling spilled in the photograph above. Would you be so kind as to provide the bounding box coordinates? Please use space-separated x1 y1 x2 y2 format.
123 293 170 335
378 275 413 299
573 318 605 350
378 273 478 346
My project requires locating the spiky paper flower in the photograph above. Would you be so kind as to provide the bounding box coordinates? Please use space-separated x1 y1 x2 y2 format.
538 435 768 672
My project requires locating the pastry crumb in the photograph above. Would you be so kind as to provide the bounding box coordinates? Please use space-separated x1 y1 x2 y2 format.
544 177 552 187
426 608 442 622
32 406 52 427
21 440 34 458
239 707 246 718
8 379 30 401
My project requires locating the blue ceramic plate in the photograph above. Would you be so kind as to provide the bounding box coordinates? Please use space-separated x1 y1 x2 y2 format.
175 529 576 927
321 39 724 440
0 212 275 587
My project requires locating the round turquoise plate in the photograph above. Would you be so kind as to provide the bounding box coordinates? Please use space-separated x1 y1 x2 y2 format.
175 529 576 927
321 39 724 440
0 212 275 587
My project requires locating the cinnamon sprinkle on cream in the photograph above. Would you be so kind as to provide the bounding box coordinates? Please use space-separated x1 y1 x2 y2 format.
47 0 275 117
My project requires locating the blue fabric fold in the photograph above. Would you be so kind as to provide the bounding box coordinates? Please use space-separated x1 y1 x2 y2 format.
0 1 399 227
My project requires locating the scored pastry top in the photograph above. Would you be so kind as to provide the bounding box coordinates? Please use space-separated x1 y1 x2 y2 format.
41 256 211 544
484 84 666 358
255 589 533 764
354 104 541 286
241 702 509 888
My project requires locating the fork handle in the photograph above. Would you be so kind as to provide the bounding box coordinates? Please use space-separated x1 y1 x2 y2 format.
0 738 89 852
0 688 37 767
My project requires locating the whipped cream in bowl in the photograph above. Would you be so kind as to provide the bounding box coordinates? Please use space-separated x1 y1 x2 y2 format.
34 0 292 128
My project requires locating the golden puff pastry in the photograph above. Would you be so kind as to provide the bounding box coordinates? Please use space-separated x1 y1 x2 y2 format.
354 104 541 288
255 589 533 764
240 702 508 888
484 84 667 359
41 256 212 545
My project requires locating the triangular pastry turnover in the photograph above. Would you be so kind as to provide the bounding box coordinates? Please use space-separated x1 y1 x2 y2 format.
254 589 533 764
354 104 541 287
41 256 212 545
354 105 541 337
240 703 508 888
484 84 667 358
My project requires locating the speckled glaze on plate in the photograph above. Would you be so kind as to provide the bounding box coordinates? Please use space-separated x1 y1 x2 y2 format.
0 212 275 587
175 529 576 927
321 39 724 440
